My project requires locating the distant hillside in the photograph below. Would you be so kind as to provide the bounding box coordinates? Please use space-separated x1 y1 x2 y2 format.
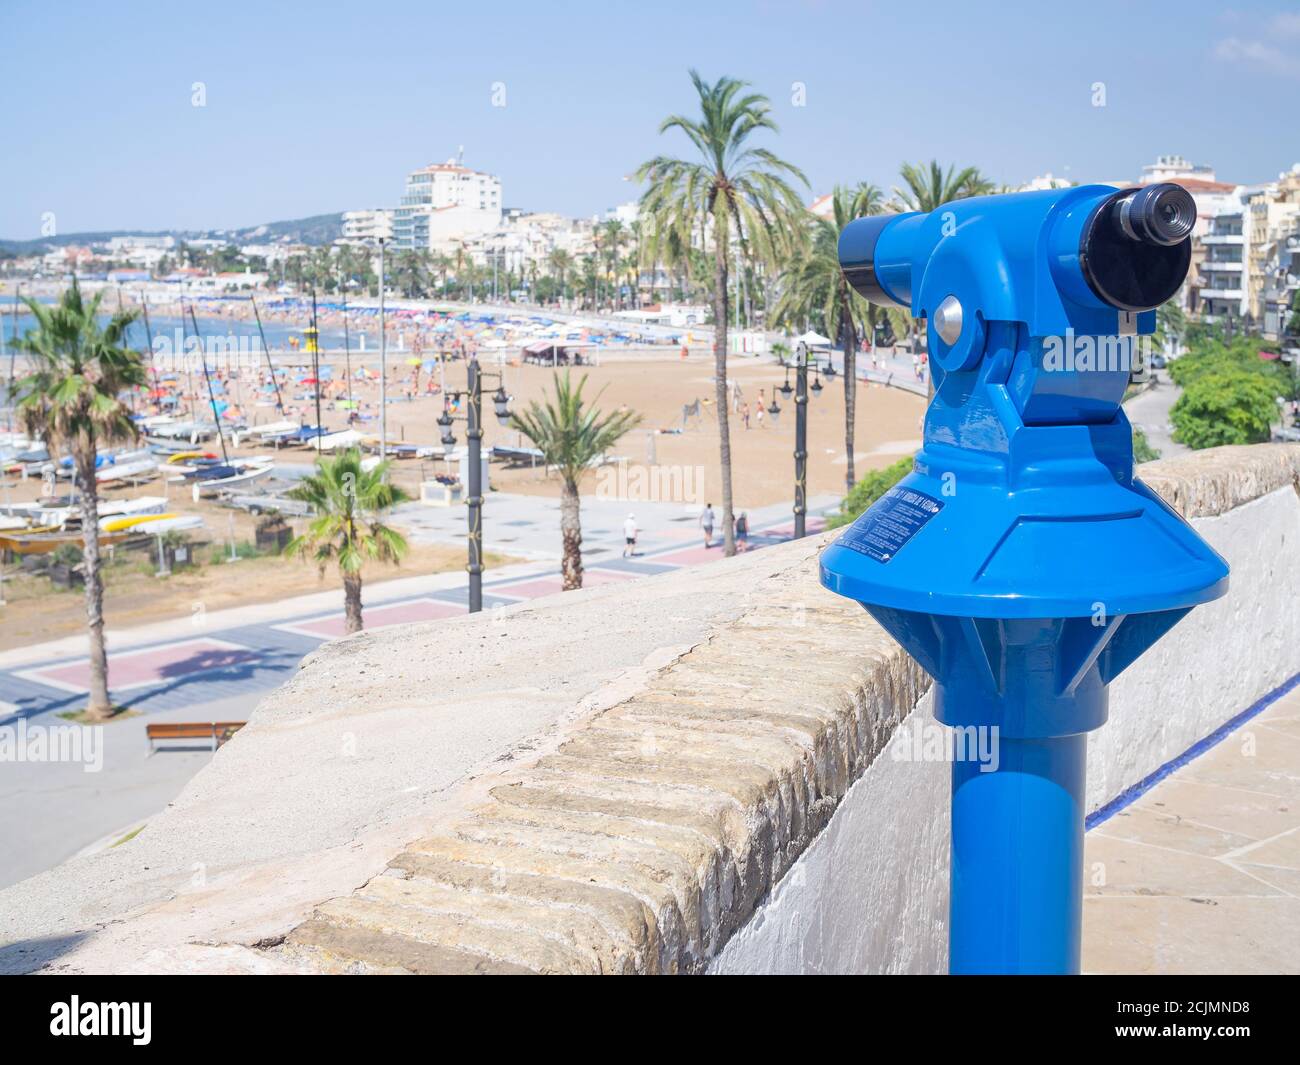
0 212 344 255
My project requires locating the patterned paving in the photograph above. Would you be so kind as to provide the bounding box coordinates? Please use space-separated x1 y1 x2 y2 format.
275 598 466 640
16 637 259 694
1 512 829 724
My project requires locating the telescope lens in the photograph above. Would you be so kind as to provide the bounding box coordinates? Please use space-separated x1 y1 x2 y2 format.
1115 183 1196 247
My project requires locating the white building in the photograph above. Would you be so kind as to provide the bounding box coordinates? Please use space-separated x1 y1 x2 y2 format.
239 243 294 265
1018 173 1072 191
1140 154 1218 186
602 201 640 227
340 209 394 246
392 157 502 251
106 235 175 255
1199 198 1249 319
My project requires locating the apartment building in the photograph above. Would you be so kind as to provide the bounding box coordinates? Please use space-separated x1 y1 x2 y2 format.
391 157 502 251
340 209 393 246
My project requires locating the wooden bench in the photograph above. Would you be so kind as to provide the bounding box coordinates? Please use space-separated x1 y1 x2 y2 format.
146 721 246 753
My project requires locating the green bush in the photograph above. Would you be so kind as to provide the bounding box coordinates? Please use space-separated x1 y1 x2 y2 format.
1132 425 1161 464
828 455 914 528
1168 335 1293 401
1170 369 1278 448
50 543 83 567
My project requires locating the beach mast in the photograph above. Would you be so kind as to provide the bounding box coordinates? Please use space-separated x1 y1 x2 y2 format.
116 285 137 414
139 291 160 401
310 287 323 434
7 282 20 433
378 234 388 459
249 295 285 415
341 279 353 410
177 292 198 420
187 304 230 466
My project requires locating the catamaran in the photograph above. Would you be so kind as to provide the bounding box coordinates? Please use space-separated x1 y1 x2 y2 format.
193 461 275 495
95 458 159 484
250 420 300 441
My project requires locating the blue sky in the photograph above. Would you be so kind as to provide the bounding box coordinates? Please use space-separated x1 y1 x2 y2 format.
1 0 1296 237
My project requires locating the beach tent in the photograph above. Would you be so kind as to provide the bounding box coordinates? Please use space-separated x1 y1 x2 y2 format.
795 330 833 347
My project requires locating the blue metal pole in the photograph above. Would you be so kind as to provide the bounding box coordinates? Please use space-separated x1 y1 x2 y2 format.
949 732 1087 975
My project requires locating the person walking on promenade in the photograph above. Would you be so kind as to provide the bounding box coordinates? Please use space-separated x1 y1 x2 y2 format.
623 513 639 558
735 511 749 551
700 502 715 549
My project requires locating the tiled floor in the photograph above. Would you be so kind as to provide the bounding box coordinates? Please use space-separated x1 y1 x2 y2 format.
1083 683 1300 974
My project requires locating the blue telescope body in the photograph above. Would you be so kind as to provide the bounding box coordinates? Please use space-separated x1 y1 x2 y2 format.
820 184 1228 974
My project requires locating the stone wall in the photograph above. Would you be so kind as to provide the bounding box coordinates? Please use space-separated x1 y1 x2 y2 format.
2 445 1297 974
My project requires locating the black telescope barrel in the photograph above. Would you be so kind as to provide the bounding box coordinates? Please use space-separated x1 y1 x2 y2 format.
838 215 906 307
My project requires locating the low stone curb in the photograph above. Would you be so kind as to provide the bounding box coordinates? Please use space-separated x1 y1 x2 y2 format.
273 542 925 973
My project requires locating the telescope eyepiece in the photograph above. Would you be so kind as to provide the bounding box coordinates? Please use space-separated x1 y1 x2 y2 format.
1113 183 1196 247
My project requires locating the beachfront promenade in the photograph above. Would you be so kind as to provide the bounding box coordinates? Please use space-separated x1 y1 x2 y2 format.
0 492 835 888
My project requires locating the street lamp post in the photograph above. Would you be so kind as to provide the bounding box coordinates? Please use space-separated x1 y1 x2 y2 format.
439 357 512 612
378 235 388 459
783 341 821 539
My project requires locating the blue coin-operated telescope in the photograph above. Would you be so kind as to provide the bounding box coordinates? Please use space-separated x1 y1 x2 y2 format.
821 184 1229 974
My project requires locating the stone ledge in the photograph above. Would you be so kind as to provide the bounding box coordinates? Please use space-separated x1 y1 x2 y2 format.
273 555 926 973
1138 443 1300 518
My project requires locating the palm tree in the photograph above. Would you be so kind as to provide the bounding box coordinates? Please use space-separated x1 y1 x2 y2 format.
616 248 640 311
461 260 480 302
287 255 307 292
602 221 625 308
638 71 807 555
547 249 573 306
892 160 994 214
510 372 641 590
1154 297 1187 357
774 183 884 489
336 245 358 293
628 220 644 309
580 254 599 310
285 449 410 634
397 249 425 298
307 247 334 293
13 282 146 720
432 252 453 298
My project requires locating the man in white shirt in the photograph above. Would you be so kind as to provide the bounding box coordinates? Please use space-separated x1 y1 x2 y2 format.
623 513 638 557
